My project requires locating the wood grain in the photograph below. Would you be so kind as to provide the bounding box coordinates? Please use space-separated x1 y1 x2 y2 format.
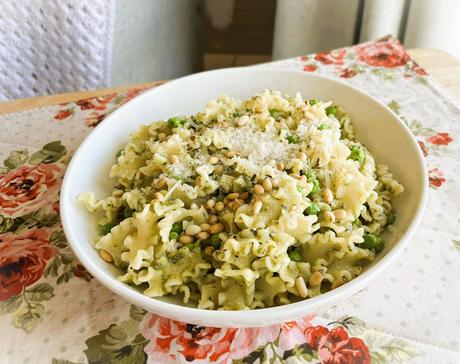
0 49 458 116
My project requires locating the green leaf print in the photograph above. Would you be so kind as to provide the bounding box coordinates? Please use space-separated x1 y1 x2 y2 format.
387 100 400 115
0 294 23 314
129 305 146 321
12 302 45 333
0 215 14 233
371 338 419 364
25 283 55 302
84 324 148 364
3 150 29 170
453 240 460 252
51 359 80 364
29 141 67 164
282 343 316 362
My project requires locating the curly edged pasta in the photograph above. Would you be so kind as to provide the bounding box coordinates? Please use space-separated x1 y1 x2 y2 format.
78 90 403 310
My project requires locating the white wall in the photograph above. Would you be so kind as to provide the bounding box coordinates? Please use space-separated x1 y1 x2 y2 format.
273 0 460 60
272 0 360 59
111 0 201 85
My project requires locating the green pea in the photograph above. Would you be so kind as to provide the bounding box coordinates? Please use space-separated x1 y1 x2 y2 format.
387 212 396 225
171 221 183 234
186 242 199 251
123 206 134 219
169 231 179 241
318 124 330 130
349 145 364 163
102 223 117 235
269 109 281 118
310 179 319 194
287 135 298 144
288 250 302 262
325 105 337 116
116 150 123 159
307 171 319 195
305 202 320 215
309 99 318 105
361 234 385 253
167 117 182 128
208 234 222 249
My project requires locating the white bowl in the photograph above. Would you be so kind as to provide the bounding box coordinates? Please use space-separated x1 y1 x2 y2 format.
60 68 427 327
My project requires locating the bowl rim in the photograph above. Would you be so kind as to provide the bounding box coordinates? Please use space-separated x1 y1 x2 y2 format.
60 67 428 327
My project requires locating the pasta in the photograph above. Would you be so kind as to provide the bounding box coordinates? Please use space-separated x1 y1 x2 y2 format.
78 90 403 310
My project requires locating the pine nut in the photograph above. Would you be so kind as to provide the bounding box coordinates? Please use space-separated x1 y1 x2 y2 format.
204 246 215 255
209 156 219 164
200 223 210 232
239 191 249 200
112 189 123 198
277 161 285 171
196 231 210 240
204 199 216 210
219 121 229 128
179 235 193 244
154 192 164 202
309 271 323 286
236 115 249 127
158 133 166 141
185 224 201 236
215 202 225 212
333 209 347 220
209 223 224 234
331 280 344 289
322 189 333 203
154 178 167 189
169 154 179 164
263 177 272 192
208 215 218 224
271 179 279 188
234 198 244 206
228 201 239 211
254 184 265 195
224 150 236 158
253 200 263 215
324 211 336 223
296 277 308 298
99 249 113 263
227 192 239 200
298 152 307 161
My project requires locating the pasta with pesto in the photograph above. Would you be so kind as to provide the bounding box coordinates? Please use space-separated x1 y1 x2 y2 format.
78 90 403 310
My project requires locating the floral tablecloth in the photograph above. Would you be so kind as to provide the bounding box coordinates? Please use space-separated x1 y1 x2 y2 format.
1 37 459 364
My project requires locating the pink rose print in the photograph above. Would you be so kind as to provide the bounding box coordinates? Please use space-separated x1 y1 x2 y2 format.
277 316 314 351
427 132 453 146
141 313 279 363
54 109 74 120
418 141 428 157
303 64 317 72
428 168 445 188
0 163 64 218
411 61 428 76
317 326 371 364
0 228 56 300
356 37 409 68
337 68 357 79
315 49 347 66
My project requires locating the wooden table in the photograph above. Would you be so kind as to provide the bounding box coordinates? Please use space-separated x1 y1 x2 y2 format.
0 49 459 116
